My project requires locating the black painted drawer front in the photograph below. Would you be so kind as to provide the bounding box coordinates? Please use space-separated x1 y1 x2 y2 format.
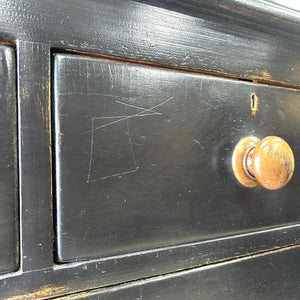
54 53 300 262
60 246 300 300
59 246 300 300
0 45 18 274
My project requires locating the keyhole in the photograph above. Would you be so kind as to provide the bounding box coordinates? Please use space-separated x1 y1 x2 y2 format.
251 93 258 116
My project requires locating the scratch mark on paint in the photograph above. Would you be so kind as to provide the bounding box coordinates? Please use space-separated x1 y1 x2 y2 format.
86 96 174 182
82 96 174 135
148 95 175 110
115 100 161 115
84 112 158 133
126 118 138 169
93 115 130 119
108 64 113 88
88 168 139 182
192 139 205 149
140 286 143 300
87 118 94 183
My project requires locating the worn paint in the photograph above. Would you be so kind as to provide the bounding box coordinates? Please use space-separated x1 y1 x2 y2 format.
258 70 272 81
218 4 230 10
64 48 300 91
0 40 15 46
248 70 273 83
6 285 69 300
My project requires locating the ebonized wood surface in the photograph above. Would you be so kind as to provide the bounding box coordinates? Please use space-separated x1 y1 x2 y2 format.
59 245 300 300
0 44 18 275
54 53 300 263
0 0 299 298
0 0 300 86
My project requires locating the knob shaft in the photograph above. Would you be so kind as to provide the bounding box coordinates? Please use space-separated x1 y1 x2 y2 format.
232 136 294 190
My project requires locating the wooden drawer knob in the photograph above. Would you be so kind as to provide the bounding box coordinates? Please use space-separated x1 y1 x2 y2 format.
232 136 294 190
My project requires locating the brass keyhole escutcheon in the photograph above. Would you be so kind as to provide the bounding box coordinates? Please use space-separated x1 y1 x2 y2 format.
232 136 294 190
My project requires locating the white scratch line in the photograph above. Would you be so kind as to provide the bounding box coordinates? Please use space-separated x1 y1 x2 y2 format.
108 64 114 88
81 96 175 135
115 100 161 115
140 286 143 300
200 80 203 97
92 115 128 119
88 168 139 182
147 95 174 110
193 139 205 149
81 112 160 135
126 118 138 168
86 96 175 182
87 118 94 183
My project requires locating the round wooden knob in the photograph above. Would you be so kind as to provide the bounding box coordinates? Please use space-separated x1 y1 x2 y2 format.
232 136 294 190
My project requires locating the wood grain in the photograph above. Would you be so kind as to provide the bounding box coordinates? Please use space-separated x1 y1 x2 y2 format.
248 136 295 190
0 1 300 86
0 44 18 275
0 0 300 298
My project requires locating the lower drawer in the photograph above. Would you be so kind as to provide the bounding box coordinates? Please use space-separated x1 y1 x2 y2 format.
53 53 300 263
59 245 300 300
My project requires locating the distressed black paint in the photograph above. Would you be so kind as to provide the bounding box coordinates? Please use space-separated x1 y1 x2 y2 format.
0 44 18 275
59 245 300 300
0 1 300 86
54 53 300 262
0 0 299 298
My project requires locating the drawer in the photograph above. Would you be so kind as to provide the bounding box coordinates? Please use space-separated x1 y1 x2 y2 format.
53 53 300 262
0 45 18 274
59 245 300 300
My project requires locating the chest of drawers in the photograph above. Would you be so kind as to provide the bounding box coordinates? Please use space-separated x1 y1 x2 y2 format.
0 0 299 299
